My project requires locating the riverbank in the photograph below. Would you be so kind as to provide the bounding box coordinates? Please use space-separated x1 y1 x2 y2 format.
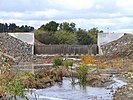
25 76 127 100
113 72 133 100
0 53 133 99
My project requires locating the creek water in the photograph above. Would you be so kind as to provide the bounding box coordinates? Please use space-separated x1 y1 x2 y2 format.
26 76 127 100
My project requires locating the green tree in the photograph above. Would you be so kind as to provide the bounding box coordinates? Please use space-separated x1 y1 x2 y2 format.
59 22 76 32
39 21 59 32
76 28 92 45
34 30 57 44
8 23 17 32
0 23 4 33
4 23 8 32
54 30 77 44
0 23 34 33
88 27 103 44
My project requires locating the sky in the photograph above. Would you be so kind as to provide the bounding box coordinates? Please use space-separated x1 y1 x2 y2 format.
0 0 133 32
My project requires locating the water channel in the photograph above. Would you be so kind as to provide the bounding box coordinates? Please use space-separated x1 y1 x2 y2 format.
26 76 127 100
13 57 127 100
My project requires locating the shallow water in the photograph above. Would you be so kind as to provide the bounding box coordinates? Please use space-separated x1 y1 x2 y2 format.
26 76 127 100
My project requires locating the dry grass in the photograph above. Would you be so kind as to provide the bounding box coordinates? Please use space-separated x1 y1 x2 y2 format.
81 55 94 64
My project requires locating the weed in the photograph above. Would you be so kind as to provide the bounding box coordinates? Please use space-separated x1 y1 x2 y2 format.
76 65 88 86
53 58 63 67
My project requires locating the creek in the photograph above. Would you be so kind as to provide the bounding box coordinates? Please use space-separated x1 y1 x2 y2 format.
26 76 127 100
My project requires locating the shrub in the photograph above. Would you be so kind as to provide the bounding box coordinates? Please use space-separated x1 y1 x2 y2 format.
53 58 63 67
81 55 94 64
3 74 25 99
0 51 26 99
64 60 73 69
76 65 88 86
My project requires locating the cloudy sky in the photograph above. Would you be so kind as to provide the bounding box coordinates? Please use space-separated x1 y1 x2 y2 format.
0 0 133 32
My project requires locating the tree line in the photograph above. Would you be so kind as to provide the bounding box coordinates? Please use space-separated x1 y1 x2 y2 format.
0 23 34 33
0 21 103 45
35 21 103 45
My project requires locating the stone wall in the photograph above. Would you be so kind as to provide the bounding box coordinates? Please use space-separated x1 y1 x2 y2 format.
101 34 133 58
0 33 33 64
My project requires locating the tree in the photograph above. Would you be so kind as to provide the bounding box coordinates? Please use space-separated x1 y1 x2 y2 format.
88 27 103 44
34 30 57 44
54 30 77 44
0 23 4 33
70 22 76 32
4 23 8 32
59 22 76 32
9 23 17 32
39 21 59 32
0 23 34 33
76 29 92 45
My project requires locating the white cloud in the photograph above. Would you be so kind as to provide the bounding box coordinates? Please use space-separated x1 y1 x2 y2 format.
109 12 121 17
13 12 23 18
115 29 133 33
117 17 131 23
34 9 60 18
48 0 94 10
116 0 133 8
95 4 103 10
0 9 60 20
0 0 133 32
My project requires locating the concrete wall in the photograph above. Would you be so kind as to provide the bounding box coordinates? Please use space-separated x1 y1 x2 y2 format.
35 44 98 55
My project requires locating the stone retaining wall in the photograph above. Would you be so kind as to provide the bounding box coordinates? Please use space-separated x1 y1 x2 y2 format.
0 33 33 64
101 34 133 58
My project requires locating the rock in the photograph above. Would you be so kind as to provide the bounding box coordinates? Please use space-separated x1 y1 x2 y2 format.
128 53 133 59
101 34 133 58
49 68 63 82
0 33 33 64
87 74 112 87
113 83 133 100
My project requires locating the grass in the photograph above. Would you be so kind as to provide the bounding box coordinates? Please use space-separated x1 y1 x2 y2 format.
76 65 88 86
52 58 63 67
63 60 73 69
0 51 28 99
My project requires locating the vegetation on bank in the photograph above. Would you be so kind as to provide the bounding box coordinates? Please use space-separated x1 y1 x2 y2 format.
0 21 103 45
76 65 88 86
0 50 132 99
0 51 26 99
0 23 34 32
34 21 103 45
